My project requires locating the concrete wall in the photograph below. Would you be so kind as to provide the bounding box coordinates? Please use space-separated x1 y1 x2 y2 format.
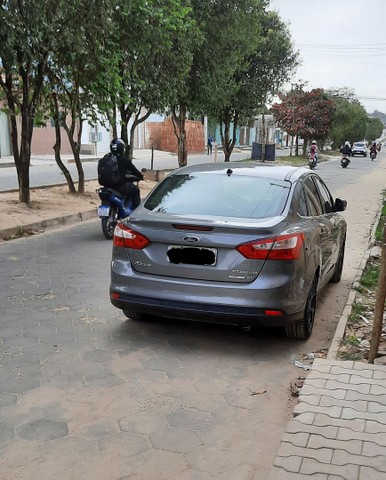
31 122 73 155
146 117 205 154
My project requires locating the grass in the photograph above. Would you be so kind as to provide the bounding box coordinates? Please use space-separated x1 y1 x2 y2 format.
375 190 386 242
337 192 385 361
348 302 367 324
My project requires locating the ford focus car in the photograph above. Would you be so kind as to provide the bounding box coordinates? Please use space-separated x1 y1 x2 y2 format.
110 163 347 340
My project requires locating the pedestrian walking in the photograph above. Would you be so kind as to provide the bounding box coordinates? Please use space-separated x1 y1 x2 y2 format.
207 134 214 155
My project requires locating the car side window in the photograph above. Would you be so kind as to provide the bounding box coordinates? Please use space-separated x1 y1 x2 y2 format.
304 177 323 216
294 182 308 216
314 178 334 214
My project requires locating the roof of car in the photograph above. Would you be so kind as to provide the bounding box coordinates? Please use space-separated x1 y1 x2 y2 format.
170 162 309 182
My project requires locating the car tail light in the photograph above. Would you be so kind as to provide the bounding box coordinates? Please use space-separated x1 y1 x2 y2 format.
113 223 150 249
237 233 304 260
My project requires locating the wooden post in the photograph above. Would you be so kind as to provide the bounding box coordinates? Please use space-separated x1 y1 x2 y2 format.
368 225 386 363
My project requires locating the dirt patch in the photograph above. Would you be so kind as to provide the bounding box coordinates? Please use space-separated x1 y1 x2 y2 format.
0 179 157 240
338 250 386 363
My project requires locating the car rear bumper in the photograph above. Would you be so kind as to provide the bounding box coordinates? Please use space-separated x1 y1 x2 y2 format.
110 264 307 327
110 293 303 327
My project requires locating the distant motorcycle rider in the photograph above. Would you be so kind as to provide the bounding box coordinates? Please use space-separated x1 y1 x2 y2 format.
310 140 318 163
370 142 378 158
340 141 352 161
111 138 144 209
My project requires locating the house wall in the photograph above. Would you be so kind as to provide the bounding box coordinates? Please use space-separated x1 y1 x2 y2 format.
145 118 205 154
31 121 73 155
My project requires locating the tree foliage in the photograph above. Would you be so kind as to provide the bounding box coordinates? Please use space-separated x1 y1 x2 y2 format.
108 0 197 161
272 88 335 154
0 0 63 204
326 92 368 148
366 117 384 143
214 9 298 161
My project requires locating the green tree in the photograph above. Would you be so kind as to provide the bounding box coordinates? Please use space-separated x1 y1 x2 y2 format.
0 0 63 205
44 0 113 193
214 9 298 161
172 0 268 167
366 117 384 142
327 91 368 148
109 0 196 161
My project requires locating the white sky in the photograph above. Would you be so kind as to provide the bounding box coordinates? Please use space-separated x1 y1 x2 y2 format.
270 0 386 113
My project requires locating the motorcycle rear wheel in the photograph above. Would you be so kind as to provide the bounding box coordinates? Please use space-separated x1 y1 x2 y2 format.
101 217 116 240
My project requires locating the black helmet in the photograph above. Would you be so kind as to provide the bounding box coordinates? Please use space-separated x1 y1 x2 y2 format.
110 138 125 155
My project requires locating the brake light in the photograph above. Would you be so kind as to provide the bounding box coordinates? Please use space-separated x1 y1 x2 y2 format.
113 223 150 249
237 233 304 260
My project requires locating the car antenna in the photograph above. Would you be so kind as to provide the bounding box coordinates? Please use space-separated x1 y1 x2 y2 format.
226 168 233 176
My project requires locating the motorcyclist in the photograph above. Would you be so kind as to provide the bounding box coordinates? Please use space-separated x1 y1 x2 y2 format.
340 141 352 162
309 140 318 163
111 138 144 209
370 141 378 158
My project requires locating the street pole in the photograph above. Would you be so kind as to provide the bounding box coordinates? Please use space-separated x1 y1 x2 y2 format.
368 225 386 363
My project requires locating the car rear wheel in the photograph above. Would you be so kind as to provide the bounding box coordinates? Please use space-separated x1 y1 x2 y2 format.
285 275 317 340
330 237 345 283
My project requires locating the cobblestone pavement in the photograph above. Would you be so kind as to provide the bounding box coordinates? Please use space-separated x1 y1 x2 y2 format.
268 358 386 480
0 221 299 480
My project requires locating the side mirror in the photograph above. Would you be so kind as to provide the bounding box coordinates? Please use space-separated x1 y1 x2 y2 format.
334 198 347 212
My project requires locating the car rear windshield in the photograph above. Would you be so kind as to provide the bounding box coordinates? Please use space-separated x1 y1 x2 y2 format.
144 172 290 219
354 142 365 147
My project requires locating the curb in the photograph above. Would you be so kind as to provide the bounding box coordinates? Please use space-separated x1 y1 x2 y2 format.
327 204 383 360
0 209 96 241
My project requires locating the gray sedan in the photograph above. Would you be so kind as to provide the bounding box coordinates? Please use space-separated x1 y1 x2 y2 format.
110 163 347 339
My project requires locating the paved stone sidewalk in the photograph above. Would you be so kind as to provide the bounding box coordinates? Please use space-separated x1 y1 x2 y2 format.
268 358 386 479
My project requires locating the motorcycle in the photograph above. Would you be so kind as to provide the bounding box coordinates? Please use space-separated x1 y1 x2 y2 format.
97 172 145 240
308 152 317 170
341 154 350 168
370 150 377 161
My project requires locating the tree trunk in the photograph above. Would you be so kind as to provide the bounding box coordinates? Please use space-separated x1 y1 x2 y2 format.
52 93 76 193
171 105 188 167
261 112 266 162
18 106 32 205
71 121 84 193
221 112 237 162
128 109 151 161
303 137 308 156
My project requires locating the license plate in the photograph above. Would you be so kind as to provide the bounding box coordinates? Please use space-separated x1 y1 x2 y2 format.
167 245 217 266
98 205 110 217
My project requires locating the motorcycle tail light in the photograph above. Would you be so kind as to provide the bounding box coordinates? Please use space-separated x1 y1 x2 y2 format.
113 223 150 249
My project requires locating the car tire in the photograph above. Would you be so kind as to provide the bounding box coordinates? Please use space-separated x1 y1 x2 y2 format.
330 237 345 283
101 217 116 240
285 275 317 340
123 309 146 321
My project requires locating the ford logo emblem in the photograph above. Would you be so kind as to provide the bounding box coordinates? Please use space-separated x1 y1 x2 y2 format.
182 235 201 244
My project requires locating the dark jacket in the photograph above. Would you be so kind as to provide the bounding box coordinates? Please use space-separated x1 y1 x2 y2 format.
340 145 352 155
116 154 143 186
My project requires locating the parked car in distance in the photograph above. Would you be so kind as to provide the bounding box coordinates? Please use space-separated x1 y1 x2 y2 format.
110 163 347 340
351 142 367 157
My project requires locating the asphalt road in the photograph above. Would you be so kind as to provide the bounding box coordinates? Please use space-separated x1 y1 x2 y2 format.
0 150 385 478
